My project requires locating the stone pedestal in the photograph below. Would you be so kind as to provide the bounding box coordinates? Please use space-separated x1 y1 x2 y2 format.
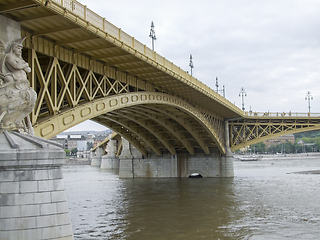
0 131 74 240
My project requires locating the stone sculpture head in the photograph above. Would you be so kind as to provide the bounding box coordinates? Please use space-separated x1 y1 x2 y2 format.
9 37 24 56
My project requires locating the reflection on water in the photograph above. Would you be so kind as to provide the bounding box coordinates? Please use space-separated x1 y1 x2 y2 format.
63 158 320 240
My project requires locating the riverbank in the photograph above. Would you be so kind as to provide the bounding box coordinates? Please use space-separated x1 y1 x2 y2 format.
234 152 320 161
65 158 91 165
66 153 320 166
261 152 320 160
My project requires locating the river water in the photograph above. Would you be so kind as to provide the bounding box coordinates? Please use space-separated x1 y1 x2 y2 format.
63 158 320 240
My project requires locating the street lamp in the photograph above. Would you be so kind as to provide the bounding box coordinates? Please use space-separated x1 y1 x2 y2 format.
215 77 219 92
305 91 313 114
239 87 247 111
189 54 194 76
149 21 156 51
215 77 225 97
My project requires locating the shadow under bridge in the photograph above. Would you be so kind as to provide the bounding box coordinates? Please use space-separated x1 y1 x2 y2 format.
37 91 228 156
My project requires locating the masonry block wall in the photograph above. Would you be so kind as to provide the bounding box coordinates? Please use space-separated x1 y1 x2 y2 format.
0 131 74 240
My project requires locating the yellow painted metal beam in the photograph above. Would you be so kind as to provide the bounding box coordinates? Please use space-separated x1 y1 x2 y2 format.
129 107 195 155
98 115 162 155
111 110 177 155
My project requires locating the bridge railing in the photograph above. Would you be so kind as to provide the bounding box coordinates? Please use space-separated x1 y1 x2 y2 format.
49 0 239 112
53 0 192 77
244 111 320 118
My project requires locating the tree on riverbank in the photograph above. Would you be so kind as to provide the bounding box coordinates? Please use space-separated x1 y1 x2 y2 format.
64 149 70 156
71 148 78 156
267 134 319 154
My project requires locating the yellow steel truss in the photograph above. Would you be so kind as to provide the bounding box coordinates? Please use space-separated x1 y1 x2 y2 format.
28 49 130 125
229 117 320 151
26 48 226 155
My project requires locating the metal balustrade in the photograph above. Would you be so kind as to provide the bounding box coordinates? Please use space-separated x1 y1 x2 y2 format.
244 112 320 118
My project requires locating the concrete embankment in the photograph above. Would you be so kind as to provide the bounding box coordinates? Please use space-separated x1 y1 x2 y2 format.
65 158 91 165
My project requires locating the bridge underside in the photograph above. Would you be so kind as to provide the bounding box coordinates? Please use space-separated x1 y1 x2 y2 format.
93 104 221 156
35 89 226 156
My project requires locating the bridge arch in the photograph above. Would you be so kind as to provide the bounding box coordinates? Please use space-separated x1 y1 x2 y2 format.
34 92 226 155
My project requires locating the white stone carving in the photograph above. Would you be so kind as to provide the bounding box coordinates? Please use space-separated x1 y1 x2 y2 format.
0 37 37 133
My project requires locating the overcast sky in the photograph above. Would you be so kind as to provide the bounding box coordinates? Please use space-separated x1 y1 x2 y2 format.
66 0 320 132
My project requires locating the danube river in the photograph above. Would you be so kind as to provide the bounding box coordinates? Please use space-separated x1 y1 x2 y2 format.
63 158 320 239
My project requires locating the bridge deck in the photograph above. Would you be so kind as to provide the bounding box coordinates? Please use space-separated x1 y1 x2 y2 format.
0 0 242 119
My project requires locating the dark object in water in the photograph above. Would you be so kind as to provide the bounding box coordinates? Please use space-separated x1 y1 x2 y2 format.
189 173 203 178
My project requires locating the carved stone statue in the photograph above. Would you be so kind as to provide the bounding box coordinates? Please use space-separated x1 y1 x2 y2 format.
0 37 37 134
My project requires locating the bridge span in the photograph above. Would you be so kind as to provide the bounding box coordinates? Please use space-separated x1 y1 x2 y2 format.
3 1 320 239
2 0 320 178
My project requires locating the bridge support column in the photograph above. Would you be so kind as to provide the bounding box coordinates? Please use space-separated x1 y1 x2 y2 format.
90 146 103 166
119 139 134 178
101 139 119 169
0 131 74 240
90 156 102 166
220 121 234 177
115 134 234 178
117 148 232 178
127 151 227 178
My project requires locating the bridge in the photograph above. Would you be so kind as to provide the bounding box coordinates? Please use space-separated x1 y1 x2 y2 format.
2 0 320 178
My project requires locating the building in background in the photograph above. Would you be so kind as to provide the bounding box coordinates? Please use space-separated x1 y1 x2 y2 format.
263 134 295 149
77 140 87 151
53 135 68 149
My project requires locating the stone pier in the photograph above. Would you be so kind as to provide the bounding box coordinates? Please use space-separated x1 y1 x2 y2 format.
119 139 134 178
0 14 73 240
0 131 74 240
90 146 103 166
115 138 234 178
100 139 119 169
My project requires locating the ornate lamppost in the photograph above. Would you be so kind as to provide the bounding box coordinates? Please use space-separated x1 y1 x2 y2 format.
215 77 225 97
305 91 313 114
149 21 156 51
239 87 247 111
189 54 194 76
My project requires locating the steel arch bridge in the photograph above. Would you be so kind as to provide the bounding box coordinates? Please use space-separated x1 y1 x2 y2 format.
2 0 320 157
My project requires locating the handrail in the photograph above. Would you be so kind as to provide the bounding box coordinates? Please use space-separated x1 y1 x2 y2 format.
46 0 242 115
49 0 199 84
244 111 320 118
